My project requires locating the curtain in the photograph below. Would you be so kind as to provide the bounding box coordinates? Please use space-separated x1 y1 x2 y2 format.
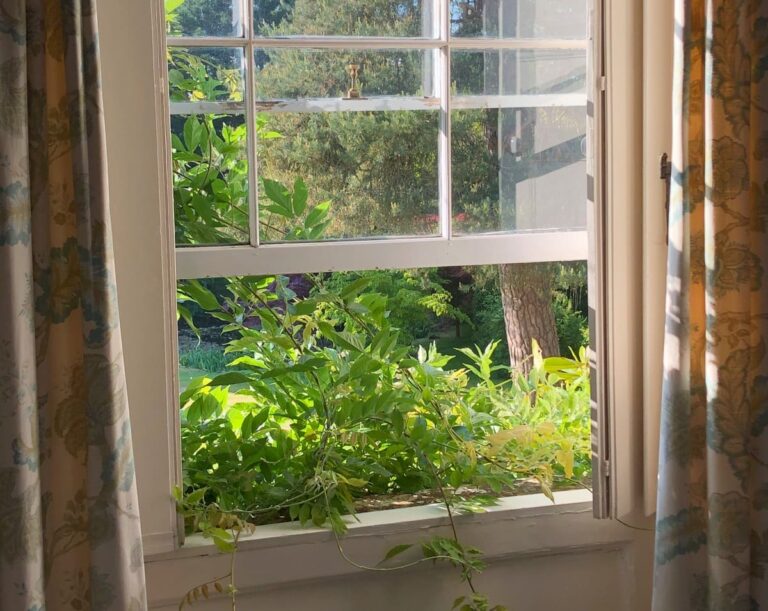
653 0 768 609
0 0 147 609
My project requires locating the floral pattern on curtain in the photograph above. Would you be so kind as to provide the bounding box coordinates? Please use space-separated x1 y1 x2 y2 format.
653 0 768 609
0 0 147 609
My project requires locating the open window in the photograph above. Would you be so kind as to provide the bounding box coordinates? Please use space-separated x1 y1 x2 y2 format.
162 0 606 534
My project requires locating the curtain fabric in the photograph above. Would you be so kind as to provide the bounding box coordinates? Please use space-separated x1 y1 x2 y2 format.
0 1 147 609
653 0 768 609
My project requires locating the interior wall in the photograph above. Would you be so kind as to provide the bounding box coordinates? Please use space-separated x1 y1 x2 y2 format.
147 541 652 611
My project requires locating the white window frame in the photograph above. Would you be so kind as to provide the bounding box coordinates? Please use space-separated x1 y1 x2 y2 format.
165 0 590 279
98 0 653 565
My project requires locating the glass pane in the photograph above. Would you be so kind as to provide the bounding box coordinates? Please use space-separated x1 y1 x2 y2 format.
176 263 590 523
255 110 439 242
254 48 434 100
452 49 587 96
451 49 587 234
451 0 586 39
168 47 245 103
452 106 586 233
253 0 431 38
165 0 245 37
172 114 250 245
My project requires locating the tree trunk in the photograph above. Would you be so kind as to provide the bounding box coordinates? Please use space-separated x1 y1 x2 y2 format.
498 263 559 374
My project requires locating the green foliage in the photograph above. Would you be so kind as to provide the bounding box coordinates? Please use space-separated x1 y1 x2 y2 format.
171 114 249 245
317 269 472 344
553 292 589 357
178 274 591 523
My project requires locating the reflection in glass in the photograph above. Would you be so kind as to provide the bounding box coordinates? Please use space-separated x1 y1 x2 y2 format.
452 106 586 234
452 49 586 97
450 0 586 39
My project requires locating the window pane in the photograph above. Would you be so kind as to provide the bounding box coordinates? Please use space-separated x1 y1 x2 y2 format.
452 49 587 96
253 0 431 38
168 47 245 103
177 263 590 521
452 106 586 234
172 114 250 245
166 0 245 37
451 0 586 39
451 48 587 234
254 48 434 100
255 110 439 242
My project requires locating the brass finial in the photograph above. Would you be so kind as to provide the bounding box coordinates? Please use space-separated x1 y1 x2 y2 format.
344 63 364 99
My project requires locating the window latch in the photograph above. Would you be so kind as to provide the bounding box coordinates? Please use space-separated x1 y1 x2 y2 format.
659 153 672 244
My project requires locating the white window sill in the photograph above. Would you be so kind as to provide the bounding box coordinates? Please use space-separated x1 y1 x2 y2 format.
144 489 643 608
149 489 593 559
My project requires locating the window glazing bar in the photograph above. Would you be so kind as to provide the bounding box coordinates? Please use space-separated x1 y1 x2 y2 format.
175 230 589 279
244 0 259 247
448 38 588 50
166 37 587 51
438 0 451 239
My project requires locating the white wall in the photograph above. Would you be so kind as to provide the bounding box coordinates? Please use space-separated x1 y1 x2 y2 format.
143 495 653 611
96 0 654 608
98 0 179 553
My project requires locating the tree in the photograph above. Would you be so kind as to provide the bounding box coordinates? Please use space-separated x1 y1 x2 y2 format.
499 263 559 371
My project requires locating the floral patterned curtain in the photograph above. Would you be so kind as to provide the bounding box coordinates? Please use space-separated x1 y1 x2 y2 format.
0 0 147 609
653 0 768 608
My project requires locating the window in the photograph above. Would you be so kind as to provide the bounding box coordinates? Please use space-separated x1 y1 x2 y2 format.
162 0 601 534
166 0 589 277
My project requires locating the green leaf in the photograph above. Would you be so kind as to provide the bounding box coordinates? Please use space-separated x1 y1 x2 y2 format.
259 358 326 379
250 407 270 431
165 0 186 15
177 303 200 338
179 376 210 406
184 487 208 506
304 200 330 227
382 543 413 562
292 178 308 215
452 597 467 610
207 372 252 387
180 280 219 311
298 502 311 526
183 116 202 151
262 178 292 212
317 322 361 352
261 204 294 219
340 277 371 301
311 503 326 527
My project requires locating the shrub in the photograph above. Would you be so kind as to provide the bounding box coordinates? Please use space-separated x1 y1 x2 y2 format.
178 272 591 528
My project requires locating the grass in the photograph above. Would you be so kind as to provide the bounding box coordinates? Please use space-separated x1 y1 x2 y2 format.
179 344 230 372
